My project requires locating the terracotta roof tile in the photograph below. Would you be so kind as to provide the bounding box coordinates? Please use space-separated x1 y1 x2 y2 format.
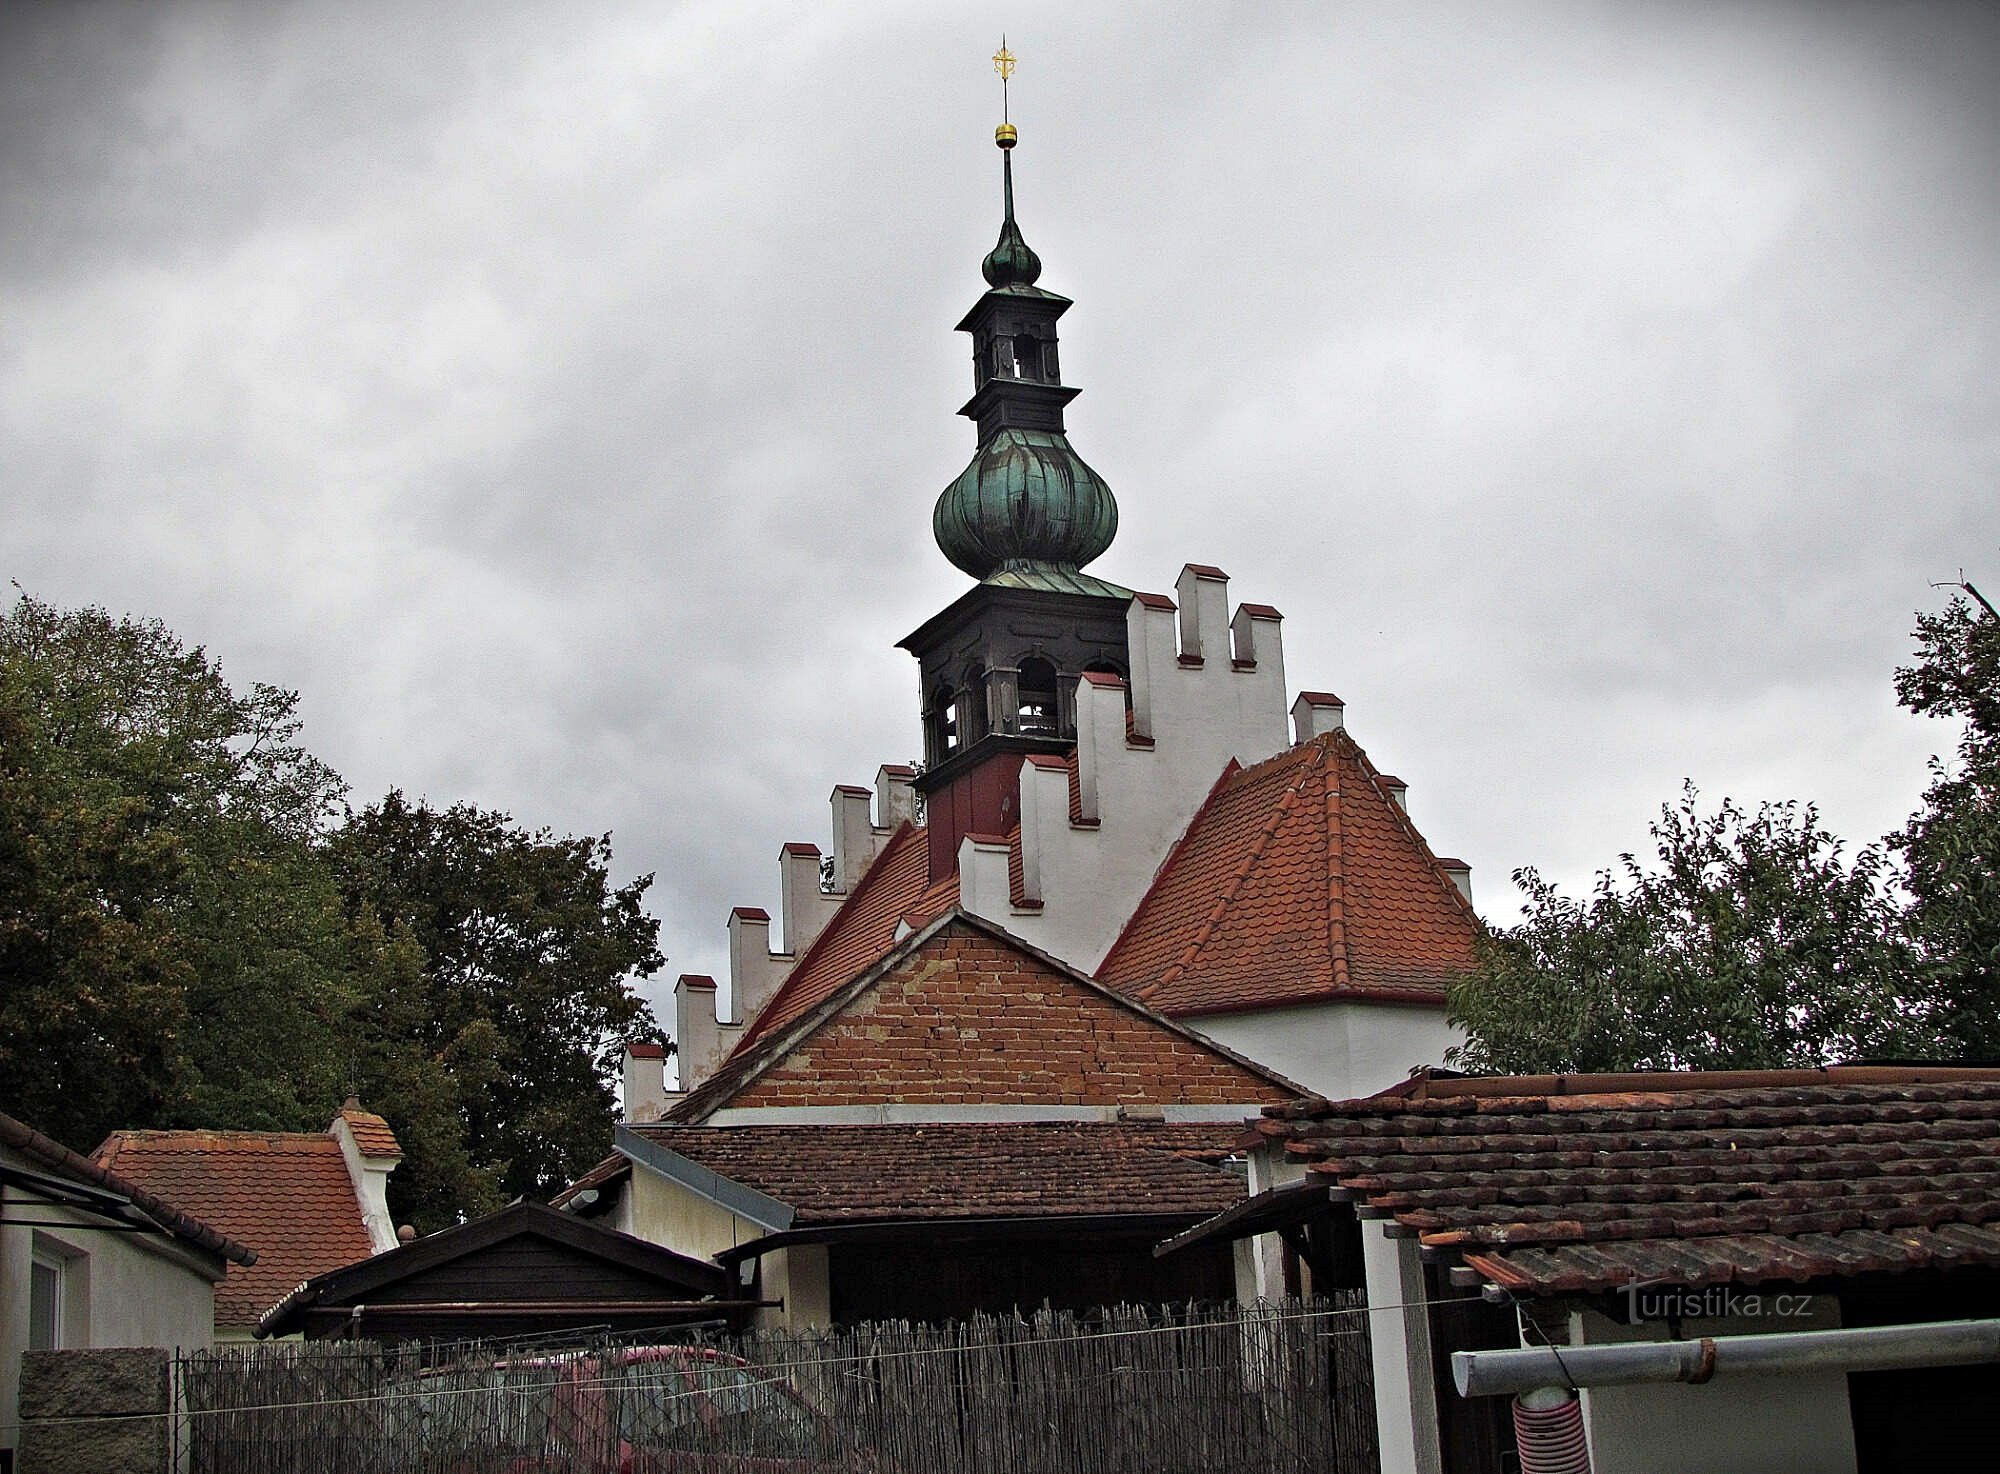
1097 730 1480 1016
94 1129 377 1328
1256 1066 2000 1296
337 1104 402 1158
632 1121 1249 1224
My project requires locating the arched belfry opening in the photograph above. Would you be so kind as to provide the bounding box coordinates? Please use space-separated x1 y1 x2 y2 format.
1016 656 1058 736
897 89 1132 881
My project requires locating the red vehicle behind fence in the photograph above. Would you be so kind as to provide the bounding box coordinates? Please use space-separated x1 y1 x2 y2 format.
385 1344 868 1473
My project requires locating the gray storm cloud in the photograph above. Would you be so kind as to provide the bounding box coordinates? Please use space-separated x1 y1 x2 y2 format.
4 2 1996 1013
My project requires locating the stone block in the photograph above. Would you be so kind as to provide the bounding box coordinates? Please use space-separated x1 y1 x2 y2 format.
18 1347 170 1474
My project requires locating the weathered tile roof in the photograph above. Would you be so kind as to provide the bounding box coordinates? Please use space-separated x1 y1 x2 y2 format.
95 1127 378 1328
1254 1066 2000 1297
1097 729 1481 1016
0 1110 254 1268
632 1120 1249 1224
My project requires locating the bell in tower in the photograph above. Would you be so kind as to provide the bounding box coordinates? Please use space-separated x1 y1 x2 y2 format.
899 52 1133 883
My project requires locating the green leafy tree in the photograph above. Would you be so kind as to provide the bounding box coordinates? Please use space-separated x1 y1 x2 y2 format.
1448 786 1929 1074
1895 587 2000 1056
331 792 665 1230
0 594 362 1149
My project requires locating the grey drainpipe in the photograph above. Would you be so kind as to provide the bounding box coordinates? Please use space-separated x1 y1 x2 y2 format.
1454 1317 2000 1399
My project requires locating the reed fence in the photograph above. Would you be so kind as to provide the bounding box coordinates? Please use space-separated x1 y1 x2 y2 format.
177 1294 1378 1474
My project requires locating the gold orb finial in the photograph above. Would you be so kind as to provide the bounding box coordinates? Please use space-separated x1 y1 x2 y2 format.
995 122 1018 149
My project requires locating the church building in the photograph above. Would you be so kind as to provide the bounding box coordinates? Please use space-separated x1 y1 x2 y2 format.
559 89 1482 1327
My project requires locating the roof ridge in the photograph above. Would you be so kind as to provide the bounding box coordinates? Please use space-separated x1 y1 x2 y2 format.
1138 746 1327 1003
1324 745 1350 993
1332 729 1485 930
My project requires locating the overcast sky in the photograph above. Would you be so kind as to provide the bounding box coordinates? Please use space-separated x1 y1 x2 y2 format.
5 2 1997 1020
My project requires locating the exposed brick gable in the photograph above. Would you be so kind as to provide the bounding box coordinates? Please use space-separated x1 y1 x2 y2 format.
727 918 1289 1110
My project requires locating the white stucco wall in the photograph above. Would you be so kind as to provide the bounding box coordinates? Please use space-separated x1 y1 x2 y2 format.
1569 1301 1858 1474
963 573 1292 972
624 1164 769 1261
758 1244 831 1331
0 1147 221 1463
1193 1000 1464 1101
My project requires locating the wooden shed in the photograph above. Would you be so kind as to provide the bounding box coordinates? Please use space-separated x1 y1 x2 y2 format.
255 1200 762 1342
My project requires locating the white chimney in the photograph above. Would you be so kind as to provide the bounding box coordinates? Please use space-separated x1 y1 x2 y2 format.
1437 858 1474 908
621 1041 674 1122
1291 691 1345 743
876 765 917 828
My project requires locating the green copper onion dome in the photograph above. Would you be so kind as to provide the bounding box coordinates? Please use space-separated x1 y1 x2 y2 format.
934 428 1117 579
932 120 1117 582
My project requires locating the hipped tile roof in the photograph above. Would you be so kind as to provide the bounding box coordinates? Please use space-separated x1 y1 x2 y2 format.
1097 729 1480 1016
631 1120 1248 1224
95 1127 382 1328
1254 1066 2000 1297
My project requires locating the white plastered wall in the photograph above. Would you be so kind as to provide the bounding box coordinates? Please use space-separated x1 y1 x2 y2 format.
1569 1301 1858 1474
620 1162 831 1331
961 566 1291 970
1196 1001 1464 1101
0 1146 221 1463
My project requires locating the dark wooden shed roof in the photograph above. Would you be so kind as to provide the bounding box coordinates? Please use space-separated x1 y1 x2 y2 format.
256 1199 753 1340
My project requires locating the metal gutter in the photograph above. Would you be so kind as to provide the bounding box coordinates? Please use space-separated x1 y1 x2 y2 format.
1453 1317 2000 1398
614 1125 795 1233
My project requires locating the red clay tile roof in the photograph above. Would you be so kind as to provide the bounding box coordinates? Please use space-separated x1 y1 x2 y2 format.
338 1104 402 1158
1 1111 253 1267
1255 1065 2000 1297
738 823 930 1048
94 1128 377 1328
1096 730 1481 1016
632 1120 1249 1224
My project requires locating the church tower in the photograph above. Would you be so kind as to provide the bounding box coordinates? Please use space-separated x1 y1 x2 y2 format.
899 79 1131 882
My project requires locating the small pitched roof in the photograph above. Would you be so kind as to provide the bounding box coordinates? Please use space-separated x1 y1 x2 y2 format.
1251 1065 2000 1297
668 909 1305 1124
95 1126 375 1327
336 1100 401 1158
0 1110 254 1269
256 1199 732 1338
624 1120 1248 1227
1097 729 1481 1016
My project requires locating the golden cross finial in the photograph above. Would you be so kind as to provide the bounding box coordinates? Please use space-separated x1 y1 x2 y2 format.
993 36 1015 124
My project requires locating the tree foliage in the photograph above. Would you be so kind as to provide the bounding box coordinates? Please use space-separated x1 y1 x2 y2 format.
332 793 664 1229
1452 585 1999 1075
1895 591 2000 1055
0 595 363 1148
1448 788 1925 1074
0 594 665 1228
